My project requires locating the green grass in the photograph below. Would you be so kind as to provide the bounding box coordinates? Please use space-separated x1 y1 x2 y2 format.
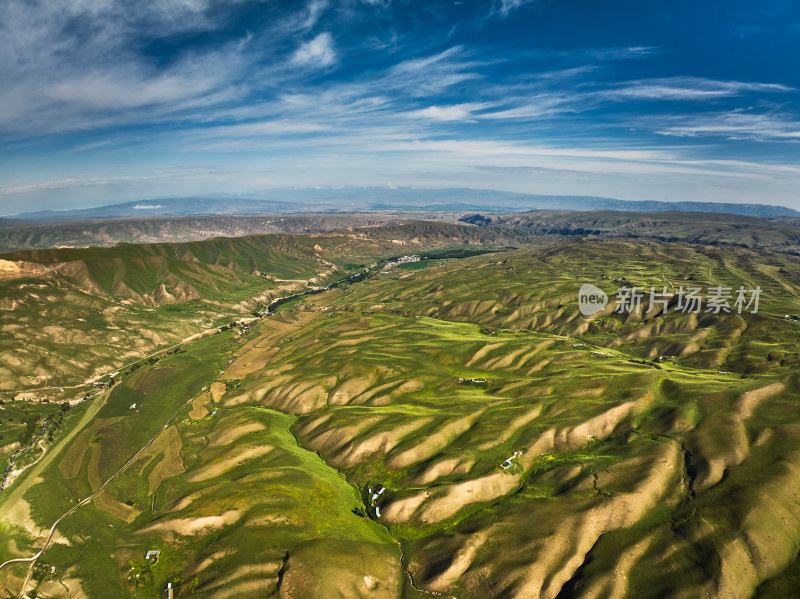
3 235 800 597
395 260 434 270
26 401 400 597
0 401 60 466
2 321 402 597
411 246 509 260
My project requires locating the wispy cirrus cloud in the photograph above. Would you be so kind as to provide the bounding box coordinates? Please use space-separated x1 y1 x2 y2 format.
603 77 792 101
479 95 572 120
47 71 219 110
1 176 144 196
491 0 537 18
0 0 259 136
303 0 329 30
655 111 800 140
1 0 799 211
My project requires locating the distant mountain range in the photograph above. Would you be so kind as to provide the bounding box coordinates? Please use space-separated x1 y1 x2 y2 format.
5 187 799 221
8 197 299 221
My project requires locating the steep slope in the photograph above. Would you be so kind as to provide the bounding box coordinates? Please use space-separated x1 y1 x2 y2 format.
2 233 800 598
0 223 521 394
0 213 456 253
210 239 800 598
460 210 800 255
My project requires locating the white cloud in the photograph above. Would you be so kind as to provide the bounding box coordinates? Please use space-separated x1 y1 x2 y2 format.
303 0 328 29
47 72 217 110
390 46 463 74
1 0 798 212
480 96 569 120
604 77 792 101
292 33 337 68
0 0 259 136
493 0 536 18
384 46 483 96
194 119 332 140
377 139 676 162
1 176 141 196
406 103 492 121
655 112 800 140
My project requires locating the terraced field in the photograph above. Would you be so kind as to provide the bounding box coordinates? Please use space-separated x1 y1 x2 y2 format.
1 230 800 598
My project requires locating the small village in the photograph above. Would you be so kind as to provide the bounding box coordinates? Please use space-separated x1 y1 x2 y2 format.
380 255 421 272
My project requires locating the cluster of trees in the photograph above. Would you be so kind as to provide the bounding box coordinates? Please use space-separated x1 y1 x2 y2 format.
18 417 40 447
46 403 71 442
16 402 71 447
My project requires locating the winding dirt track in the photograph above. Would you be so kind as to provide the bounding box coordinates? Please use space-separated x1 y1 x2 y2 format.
0 383 207 595
0 281 345 596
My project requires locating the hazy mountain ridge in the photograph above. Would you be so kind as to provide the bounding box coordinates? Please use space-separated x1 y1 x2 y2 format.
0 213 441 253
5 207 800 254
6 188 798 222
460 210 800 255
8 197 299 221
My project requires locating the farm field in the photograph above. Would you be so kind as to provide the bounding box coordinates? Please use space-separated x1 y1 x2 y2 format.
1 228 800 597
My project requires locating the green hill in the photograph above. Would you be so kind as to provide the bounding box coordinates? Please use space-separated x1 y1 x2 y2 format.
0 224 519 394
1 226 800 598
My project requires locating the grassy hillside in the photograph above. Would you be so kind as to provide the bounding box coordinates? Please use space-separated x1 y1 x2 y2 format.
0 223 520 395
0 330 402 598
203 239 800 598
2 229 800 598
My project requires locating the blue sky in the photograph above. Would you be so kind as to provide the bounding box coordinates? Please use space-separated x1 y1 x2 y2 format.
1 0 799 213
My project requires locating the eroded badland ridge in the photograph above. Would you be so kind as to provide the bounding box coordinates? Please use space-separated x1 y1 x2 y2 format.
0 218 799 598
